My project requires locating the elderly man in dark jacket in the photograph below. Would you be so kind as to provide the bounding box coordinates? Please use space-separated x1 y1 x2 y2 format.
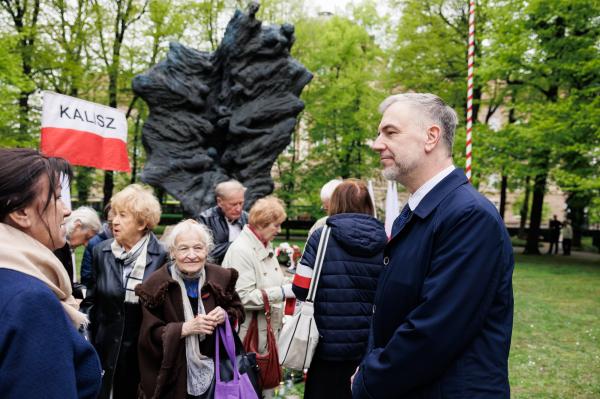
352 93 514 399
198 180 248 264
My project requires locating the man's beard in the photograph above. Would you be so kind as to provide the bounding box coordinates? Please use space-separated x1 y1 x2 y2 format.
382 160 417 182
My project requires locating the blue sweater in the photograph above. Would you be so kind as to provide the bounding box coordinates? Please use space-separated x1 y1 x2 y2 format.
0 269 102 399
292 213 387 361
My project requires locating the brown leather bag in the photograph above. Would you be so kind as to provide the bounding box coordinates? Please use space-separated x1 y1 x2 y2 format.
242 289 282 390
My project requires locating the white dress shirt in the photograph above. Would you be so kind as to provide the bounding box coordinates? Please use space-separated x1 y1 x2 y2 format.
227 219 242 242
408 165 456 211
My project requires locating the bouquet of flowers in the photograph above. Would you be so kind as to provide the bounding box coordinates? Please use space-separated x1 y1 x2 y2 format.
275 242 302 272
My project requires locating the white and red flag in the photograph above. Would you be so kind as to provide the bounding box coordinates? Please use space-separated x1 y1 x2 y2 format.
41 91 130 172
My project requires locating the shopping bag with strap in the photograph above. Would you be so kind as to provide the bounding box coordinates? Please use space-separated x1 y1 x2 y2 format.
213 317 259 399
277 225 331 370
242 289 282 390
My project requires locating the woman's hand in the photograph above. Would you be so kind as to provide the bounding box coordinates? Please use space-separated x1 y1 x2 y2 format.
181 314 218 337
208 306 227 325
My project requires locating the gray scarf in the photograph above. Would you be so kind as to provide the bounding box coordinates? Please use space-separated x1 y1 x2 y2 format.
111 234 150 303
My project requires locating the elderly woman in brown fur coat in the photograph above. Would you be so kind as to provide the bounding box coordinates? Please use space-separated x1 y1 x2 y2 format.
135 219 244 399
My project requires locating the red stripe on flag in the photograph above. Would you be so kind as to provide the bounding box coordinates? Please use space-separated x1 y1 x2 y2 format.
292 274 312 289
41 127 130 172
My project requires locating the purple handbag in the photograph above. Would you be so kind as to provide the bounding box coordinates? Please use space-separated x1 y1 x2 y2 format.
215 318 260 399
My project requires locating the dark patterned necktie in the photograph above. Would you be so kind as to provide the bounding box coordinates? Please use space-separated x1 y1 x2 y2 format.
392 204 413 237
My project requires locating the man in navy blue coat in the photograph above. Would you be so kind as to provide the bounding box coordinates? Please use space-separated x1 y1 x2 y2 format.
352 93 514 399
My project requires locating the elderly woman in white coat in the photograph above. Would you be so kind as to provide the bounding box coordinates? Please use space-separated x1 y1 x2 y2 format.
222 197 294 396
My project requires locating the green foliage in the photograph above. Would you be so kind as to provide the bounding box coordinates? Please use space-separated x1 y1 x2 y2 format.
254 0 305 25
477 0 600 249
184 0 228 50
275 10 386 213
588 198 600 226
0 34 28 146
0 0 598 223
74 166 95 203
388 0 472 110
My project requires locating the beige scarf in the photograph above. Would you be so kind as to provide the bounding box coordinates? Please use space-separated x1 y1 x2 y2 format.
0 223 88 328
171 265 214 396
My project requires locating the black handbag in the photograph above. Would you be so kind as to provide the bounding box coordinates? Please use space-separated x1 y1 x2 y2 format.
198 329 261 398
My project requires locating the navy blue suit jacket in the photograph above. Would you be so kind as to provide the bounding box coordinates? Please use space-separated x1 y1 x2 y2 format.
352 169 514 399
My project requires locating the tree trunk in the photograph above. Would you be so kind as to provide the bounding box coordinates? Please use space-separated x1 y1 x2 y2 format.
103 52 120 206
131 112 142 184
518 176 530 238
499 174 507 220
566 192 590 248
18 92 32 137
103 171 114 208
524 172 547 254
571 207 585 248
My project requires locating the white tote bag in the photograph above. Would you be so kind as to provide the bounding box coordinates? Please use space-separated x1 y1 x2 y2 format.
278 225 331 370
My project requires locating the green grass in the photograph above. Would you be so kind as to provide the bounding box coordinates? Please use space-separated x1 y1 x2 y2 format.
510 253 600 398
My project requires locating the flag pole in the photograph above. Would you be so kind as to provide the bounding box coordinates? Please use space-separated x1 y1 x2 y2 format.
465 0 476 181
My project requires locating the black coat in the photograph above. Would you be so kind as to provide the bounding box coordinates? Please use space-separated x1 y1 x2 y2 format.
80 233 167 399
292 213 387 361
197 206 248 264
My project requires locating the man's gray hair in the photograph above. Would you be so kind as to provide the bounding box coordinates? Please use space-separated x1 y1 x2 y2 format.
320 179 343 202
65 206 102 236
379 93 458 154
215 180 246 199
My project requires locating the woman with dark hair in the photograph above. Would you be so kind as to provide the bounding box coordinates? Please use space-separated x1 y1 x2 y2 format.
0 148 101 398
80 184 168 399
292 179 387 399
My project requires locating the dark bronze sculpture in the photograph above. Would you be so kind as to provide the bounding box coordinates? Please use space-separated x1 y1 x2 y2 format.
133 2 312 217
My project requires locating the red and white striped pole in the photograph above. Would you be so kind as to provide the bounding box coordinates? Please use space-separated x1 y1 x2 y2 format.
465 0 475 181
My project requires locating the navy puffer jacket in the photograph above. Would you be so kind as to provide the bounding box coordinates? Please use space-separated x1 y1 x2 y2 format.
292 213 387 361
